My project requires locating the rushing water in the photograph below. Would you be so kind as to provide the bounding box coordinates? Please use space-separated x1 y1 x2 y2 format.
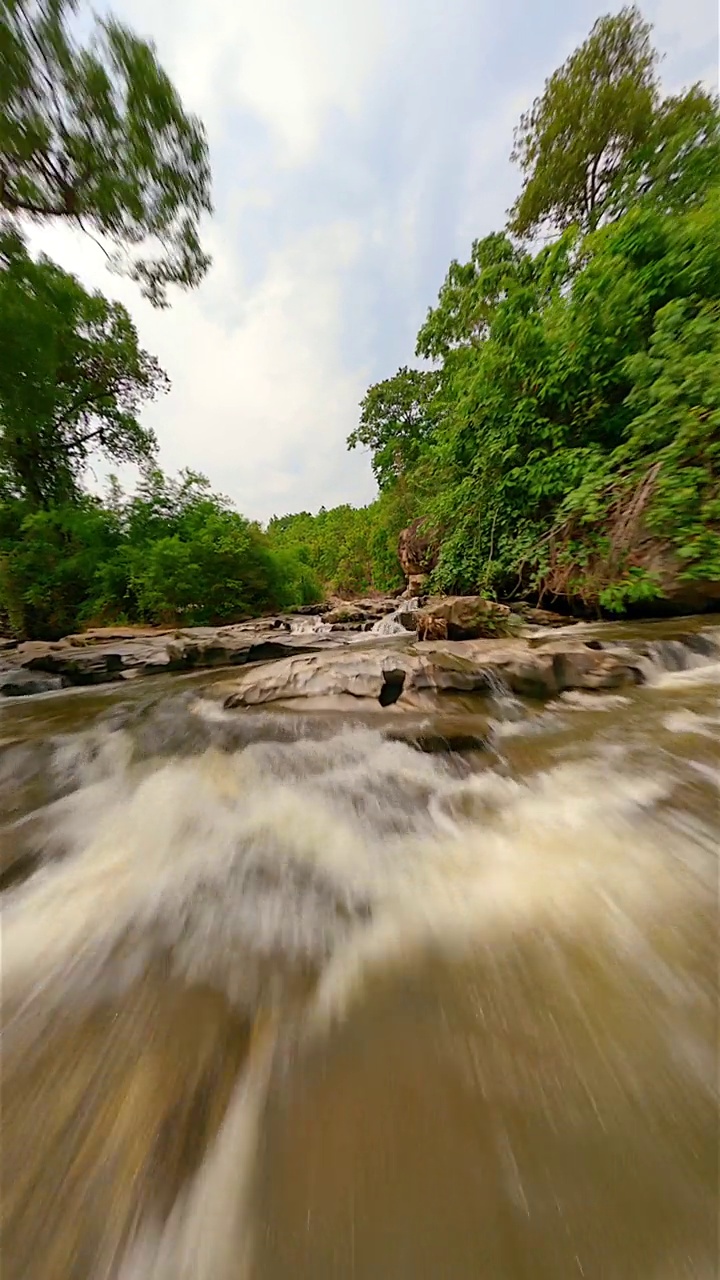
1 619 719 1280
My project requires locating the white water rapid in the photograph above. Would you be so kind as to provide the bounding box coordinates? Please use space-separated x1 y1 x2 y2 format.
1 620 718 1280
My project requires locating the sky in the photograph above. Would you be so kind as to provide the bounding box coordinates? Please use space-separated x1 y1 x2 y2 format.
30 0 719 523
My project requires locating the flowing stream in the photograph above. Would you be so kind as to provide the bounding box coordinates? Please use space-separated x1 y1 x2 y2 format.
1 617 718 1280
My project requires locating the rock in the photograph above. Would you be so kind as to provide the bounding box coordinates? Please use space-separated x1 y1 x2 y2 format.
0 669 69 697
633 539 720 613
289 602 332 616
416 596 515 640
510 605 576 628
0 628 331 689
398 519 437 584
406 574 429 597
383 721 488 753
325 606 371 625
216 637 643 711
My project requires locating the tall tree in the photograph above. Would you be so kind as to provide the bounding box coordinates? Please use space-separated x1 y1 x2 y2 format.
347 366 439 491
416 233 533 361
510 7 659 237
0 226 168 505
0 0 212 304
607 85 720 220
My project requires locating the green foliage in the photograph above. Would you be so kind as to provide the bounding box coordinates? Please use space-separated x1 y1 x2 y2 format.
0 0 212 304
417 190 720 605
416 233 537 361
0 469 321 638
508 6 719 240
0 495 121 637
347 366 439 491
608 85 720 220
268 480 416 597
0 227 168 505
510 7 658 236
2 3 718 635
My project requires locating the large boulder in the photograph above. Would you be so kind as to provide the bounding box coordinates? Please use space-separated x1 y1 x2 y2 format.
631 537 720 614
397 519 437 584
215 638 643 711
416 596 515 640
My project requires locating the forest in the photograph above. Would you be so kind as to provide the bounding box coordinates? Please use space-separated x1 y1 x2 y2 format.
1 3 718 637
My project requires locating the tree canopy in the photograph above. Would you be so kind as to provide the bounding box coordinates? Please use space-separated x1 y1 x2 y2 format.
0 225 168 505
0 0 212 304
2 4 719 635
509 6 718 239
347 367 439 491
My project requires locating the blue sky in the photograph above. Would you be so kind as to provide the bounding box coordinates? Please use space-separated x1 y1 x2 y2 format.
32 0 719 521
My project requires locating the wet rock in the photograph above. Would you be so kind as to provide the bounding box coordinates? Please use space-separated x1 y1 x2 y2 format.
0 669 69 697
398 519 437 588
417 597 515 641
291 602 332 616
510 605 577 628
324 606 370 625
383 723 487 753
0 628 331 689
217 638 644 711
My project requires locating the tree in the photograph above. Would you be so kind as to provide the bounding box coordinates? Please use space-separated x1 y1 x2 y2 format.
0 226 169 505
607 85 720 220
510 7 659 237
0 0 212 304
0 494 120 637
406 191 720 601
347 366 439 491
416 233 533 361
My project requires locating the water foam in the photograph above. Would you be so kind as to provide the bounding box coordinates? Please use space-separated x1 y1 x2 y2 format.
3 673 718 1280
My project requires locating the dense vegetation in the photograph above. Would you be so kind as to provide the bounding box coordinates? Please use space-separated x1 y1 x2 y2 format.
0 469 320 638
272 7 720 613
1 4 718 638
0 0 317 637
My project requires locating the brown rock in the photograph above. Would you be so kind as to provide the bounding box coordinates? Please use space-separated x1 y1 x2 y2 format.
406 574 430 597
324 606 367 625
632 538 720 613
417 596 515 640
511 606 576 628
397 519 437 581
417 615 448 641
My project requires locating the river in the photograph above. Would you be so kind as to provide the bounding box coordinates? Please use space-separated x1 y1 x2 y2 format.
1 617 718 1279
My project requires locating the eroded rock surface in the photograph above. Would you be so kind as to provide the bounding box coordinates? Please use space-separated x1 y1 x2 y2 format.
0 626 334 695
416 596 516 640
398 519 437 593
216 638 644 712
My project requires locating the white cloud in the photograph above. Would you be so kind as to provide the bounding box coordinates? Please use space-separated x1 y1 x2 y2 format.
651 0 718 58
118 0 396 164
29 215 376 520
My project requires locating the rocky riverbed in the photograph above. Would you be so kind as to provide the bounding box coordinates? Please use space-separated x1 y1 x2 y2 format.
3 597 718 715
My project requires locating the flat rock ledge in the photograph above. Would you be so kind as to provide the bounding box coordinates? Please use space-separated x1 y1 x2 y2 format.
0 624 342 697
215 638 644 712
